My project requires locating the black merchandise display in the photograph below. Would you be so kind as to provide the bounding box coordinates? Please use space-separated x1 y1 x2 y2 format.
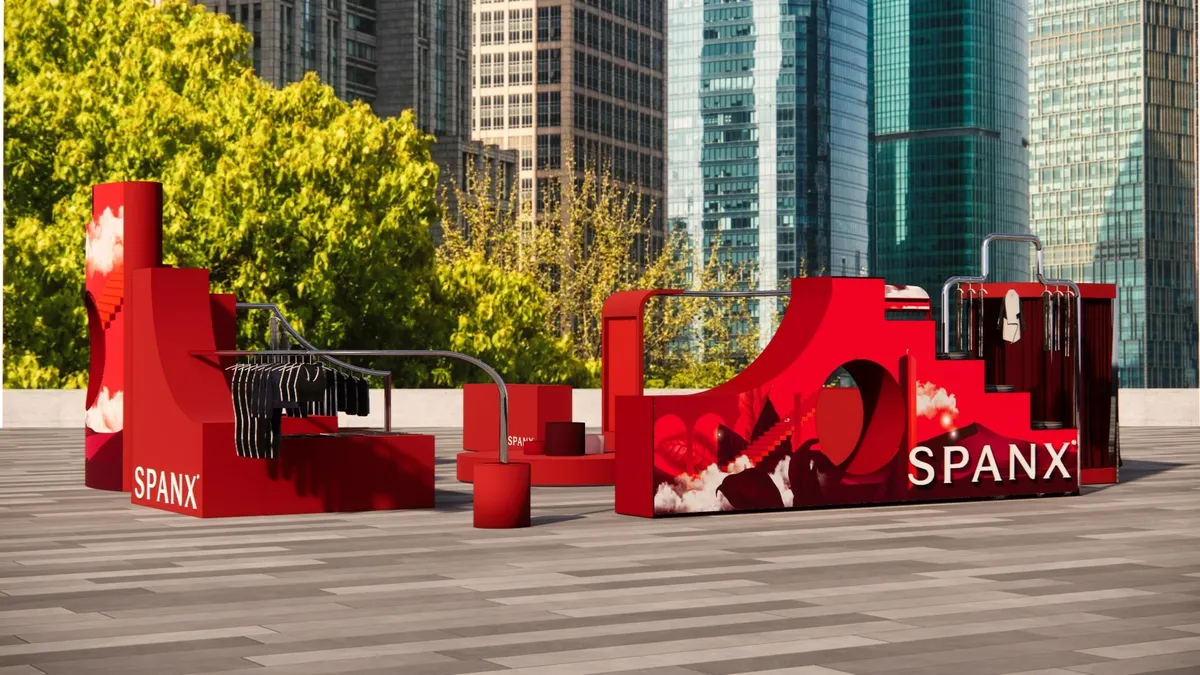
230 360 371 459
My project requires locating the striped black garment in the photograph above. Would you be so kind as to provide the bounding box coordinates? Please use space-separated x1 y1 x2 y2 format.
231 363 327 459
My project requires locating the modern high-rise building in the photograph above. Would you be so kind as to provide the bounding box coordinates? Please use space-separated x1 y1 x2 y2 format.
203 0 507 223
870 1 1032 299
667 0 871 337
470 0 667 229
1030 0 1197 388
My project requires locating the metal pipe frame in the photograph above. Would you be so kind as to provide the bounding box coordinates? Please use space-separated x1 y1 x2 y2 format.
678 290 792 298
938 233 1084 443
236 303 395 432
941 233 1044 353
199 348 509 462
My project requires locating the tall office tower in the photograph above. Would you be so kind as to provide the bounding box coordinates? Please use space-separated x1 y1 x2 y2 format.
203 0 491 221
471 0 667 231
668 0 871 339
1030 0 1197 388
871 1 1032 303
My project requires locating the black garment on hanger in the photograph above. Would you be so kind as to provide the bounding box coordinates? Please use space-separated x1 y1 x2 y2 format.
357 377 370 416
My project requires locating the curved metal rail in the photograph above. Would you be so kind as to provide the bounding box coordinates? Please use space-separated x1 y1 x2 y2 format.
198 349 511 463
939 233 1084 434
679 290 791 298
236 303 394 432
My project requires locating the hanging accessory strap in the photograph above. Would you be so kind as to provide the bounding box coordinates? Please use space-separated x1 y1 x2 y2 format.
1055 288 1065 353
1042 287 1053 352
976 286 987 358
956 284 966 352
966 285 976 357
1064 289 1073 359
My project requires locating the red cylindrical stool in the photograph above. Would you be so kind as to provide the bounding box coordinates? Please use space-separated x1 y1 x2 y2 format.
544 421 585 456
474 462 531 528
524 440 545 456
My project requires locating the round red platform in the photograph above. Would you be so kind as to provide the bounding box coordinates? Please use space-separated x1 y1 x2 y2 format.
456 449 615 486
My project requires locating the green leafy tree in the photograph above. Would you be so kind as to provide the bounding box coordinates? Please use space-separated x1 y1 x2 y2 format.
4 0 443 387
434 252 590 386
442 155 760 388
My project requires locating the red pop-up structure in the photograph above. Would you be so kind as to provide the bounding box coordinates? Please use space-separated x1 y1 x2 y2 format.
86 182 435 518
605 276 1118 518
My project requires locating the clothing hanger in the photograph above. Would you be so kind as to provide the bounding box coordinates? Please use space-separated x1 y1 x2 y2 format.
966 284 976 357
1055 287 1067 353
956 284 967 352
976 286 988 358
1063 287 1074 358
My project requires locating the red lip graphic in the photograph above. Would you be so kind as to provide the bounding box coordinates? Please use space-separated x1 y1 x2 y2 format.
654 414 722 478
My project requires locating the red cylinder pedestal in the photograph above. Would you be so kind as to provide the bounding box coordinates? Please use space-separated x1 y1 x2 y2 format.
474 462 531 529
523 440 545 456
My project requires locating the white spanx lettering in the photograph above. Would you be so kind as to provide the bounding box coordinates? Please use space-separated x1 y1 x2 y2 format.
133 466 200 510
1045 442 1071 479
943 446 969 484
909 442 1073 486
1010 443 1036 480
184 474 199 509
909 447 935 486
971 445 1002 483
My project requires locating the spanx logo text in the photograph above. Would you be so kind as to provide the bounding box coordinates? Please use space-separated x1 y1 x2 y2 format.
909 442 1073 486
133 466 199 509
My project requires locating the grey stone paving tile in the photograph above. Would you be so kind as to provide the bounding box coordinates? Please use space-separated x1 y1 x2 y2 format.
446 601 811 639
436 613 883 661
0 666 47 675
0 637 259 668
992 670 1082 675
1067 649 1200 674
1094 601 1200 620
873 650 1109 675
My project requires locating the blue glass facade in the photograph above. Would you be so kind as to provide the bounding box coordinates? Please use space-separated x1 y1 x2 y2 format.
1029 0 1197 388
668 0 870 336
870 0 1032 299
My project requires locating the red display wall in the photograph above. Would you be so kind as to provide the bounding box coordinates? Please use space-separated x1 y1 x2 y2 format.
613 277 1095 518
83 181 436 518
126 265 435 517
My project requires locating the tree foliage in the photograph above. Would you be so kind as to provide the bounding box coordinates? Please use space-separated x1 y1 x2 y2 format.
440 156 761 388
4 0 443 387
434 252 591 386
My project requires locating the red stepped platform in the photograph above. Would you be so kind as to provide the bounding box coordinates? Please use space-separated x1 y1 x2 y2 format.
456 448 616 486
126 265 436 518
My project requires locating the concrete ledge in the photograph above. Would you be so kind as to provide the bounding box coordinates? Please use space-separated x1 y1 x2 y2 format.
1116 388 1200 427
3 388 1194 428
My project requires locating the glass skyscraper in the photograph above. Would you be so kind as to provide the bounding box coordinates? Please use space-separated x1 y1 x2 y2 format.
871 1 1032 299
667 0 870 338
1030 0 1197 388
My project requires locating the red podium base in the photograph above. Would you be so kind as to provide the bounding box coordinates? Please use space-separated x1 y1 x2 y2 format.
474 462 531 528
457 448 615 486
1082 467 1118 485
463 383 573 453
132 430 435 518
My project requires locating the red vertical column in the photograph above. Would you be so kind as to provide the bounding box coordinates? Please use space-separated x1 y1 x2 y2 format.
84 182 162 491
600 289 680 450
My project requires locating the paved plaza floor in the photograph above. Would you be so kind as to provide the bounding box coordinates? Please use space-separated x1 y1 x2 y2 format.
0 428 1197 675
